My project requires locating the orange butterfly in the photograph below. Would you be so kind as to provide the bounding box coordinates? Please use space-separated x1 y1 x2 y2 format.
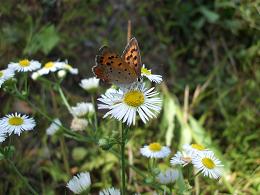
92 37 142 85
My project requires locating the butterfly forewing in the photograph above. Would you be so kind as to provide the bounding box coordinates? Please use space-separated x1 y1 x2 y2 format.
93 46 138 85
121 37 142 77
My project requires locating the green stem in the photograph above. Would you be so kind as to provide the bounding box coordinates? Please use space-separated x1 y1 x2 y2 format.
120 123 126 195
59 136 70 175
169 184 173 194
57 85 73 114
223 177 235 194
194 170 200 195
91 96 98 131
24 73 28 95
7 159 38 195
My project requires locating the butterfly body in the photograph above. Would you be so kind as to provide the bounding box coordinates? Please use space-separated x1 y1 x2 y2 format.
93 38 142 85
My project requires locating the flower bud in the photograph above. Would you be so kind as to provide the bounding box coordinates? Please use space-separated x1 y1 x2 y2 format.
57 70 67 78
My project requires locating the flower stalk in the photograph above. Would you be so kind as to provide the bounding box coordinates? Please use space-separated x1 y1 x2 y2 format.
7 159 38 195
57 85 73 114
120 123 126 195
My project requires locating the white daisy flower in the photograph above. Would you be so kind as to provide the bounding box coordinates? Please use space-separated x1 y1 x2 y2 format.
70 118 88 131
70 102 95 117
0 68 15 88
140 142 171 159
8 59 41 72
98 83 162 126
99 187 121 195
37 61 63 76
192 151 223 179
46 118 61 135
170 151 192 166
79 77 100 92
0 132 7 143
67 172 91 194
0 113 36 136
156 168 179 184
141 64 162 84
183 143 208 156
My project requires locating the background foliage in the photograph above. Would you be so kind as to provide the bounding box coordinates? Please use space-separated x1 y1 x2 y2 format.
0 0 259 194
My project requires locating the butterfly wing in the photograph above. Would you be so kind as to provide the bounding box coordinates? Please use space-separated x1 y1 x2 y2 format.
93 46 138 85
121 37 142 77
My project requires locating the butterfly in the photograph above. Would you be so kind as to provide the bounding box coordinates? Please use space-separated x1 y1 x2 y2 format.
92 37 142 86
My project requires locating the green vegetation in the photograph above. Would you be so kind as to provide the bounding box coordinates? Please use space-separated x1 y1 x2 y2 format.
0 0 259 194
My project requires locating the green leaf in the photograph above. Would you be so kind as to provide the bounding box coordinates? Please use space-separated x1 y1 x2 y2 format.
0 150 5 160
3 146 15 159
38 25 60 54
24 25 60 55
199 6 220 23
163 95 176 146
176 168 189 194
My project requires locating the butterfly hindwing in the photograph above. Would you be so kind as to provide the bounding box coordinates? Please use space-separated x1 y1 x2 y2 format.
121 37 142 77
93 46 137 85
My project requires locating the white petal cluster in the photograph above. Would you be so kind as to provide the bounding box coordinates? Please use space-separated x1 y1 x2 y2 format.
99 187 121 195
79 77 100 92
70 102 94 117
156 168 179 184
67 172 91 194
0 68 15 88
170 151 191 166
46 118 61 135
0 132 7 143
70 118 88 131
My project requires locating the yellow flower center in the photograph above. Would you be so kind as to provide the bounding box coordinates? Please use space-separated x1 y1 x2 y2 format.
191 144 205 150
19 59 30 67
8 117 24 126
0 71 3 78
123 90 144 107
44 62 54 69
202 158 215 169
148 142 162 152
141 67 152 75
